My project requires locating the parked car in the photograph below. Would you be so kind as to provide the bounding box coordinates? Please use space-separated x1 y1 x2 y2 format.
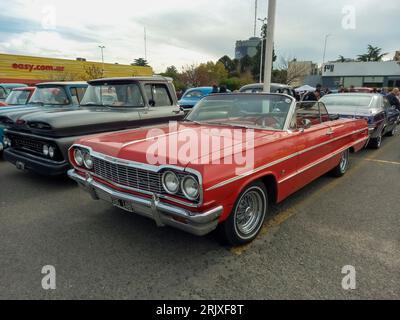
0 87 36 107
68 93 369 245
320 93 399 149
239 83 296 97
178 87 230 111
0 83 28 102
0 81 88 153
3 76 185 176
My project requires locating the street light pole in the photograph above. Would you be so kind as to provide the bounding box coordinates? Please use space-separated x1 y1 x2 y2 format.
263 0 276 93
322 34 331 66
258 17 267 83
98 45 105 76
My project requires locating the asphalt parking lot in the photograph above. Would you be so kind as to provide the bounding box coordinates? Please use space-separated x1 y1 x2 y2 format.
0 134 399 300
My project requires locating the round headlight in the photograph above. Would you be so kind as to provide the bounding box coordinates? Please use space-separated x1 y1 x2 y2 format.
43 145 49 156
48 146 55 158
3 137 11 147
83 151 93 169
162 171 180 194
74 148 84 166
181 176 199 200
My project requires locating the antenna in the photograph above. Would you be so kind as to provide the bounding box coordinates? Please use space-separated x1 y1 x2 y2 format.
254 0 258 37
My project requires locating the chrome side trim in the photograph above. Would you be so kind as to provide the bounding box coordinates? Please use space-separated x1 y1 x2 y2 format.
206 128 368 191
278 136 369 184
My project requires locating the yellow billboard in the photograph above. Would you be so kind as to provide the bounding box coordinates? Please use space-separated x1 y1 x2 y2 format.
0 53 153 84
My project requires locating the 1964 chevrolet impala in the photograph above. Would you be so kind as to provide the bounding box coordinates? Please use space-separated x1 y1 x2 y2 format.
68 94 369 245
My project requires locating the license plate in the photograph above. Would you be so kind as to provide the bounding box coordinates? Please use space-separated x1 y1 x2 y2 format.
111 197 135 213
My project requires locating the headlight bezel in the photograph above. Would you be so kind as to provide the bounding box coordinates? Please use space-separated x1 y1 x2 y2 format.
82 150 93 169
181 175 200 201
162 170 180 195
73 148 84 166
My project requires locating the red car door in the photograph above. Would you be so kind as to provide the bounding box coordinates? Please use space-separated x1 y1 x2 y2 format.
287 102 333 192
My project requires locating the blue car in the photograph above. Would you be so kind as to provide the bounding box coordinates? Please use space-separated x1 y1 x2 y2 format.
178 87 230 111
0 81 88 152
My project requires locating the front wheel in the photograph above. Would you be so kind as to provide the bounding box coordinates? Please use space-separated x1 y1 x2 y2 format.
218 181 268 246
331 149 350 177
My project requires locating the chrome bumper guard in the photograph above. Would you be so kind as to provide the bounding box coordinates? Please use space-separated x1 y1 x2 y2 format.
68 169 223 236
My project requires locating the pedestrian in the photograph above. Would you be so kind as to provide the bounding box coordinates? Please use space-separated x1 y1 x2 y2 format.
211 84 219 94
314 84 325 100
387 88 400 111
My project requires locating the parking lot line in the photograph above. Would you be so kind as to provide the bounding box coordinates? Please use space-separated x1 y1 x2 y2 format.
363 159 400 166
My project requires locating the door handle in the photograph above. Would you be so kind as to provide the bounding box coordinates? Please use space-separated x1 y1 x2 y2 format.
326 129 334 136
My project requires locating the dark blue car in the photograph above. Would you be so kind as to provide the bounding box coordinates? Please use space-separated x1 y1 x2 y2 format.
321 93 400 149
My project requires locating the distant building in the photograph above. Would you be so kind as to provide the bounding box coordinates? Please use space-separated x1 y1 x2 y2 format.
0 53 153 85
287 60 319 87
321 61 400 89
235 37 261 60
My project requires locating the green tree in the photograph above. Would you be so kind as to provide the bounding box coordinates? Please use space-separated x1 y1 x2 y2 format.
131 58 149 66
357 45 387 62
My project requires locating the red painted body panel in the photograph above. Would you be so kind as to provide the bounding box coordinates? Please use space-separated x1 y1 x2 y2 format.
72 117 369 223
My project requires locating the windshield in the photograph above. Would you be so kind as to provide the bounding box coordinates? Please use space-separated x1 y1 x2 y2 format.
30 87 70 105
0 87 6 100
183 89 210 99
186 94 294 130
5 90 31 105
320 95 374 114
81 83 144 107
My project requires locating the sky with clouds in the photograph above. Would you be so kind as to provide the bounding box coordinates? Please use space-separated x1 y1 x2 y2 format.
0 0 398 73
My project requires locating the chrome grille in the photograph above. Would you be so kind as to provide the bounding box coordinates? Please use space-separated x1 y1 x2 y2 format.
10 134 44 154
93 157 163 194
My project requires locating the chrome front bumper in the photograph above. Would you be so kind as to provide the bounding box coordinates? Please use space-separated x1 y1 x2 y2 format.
68 169 223 236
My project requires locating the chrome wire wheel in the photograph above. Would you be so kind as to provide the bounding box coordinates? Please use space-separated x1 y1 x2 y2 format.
339 149 349 173
234 187 266 240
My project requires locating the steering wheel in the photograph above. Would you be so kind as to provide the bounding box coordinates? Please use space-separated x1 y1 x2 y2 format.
255 115 282 128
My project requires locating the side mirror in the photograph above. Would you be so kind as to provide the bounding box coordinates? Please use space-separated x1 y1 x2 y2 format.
302 119 312 129
148 99 155 107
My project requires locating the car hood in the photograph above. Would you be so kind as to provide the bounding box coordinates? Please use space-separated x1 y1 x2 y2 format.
76 122 281 174
14 107 142 137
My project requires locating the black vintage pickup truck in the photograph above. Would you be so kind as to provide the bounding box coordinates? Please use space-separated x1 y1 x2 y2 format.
3 76 185 176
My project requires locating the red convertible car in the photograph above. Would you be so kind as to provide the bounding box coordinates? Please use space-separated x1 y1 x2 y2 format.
68 94 369 245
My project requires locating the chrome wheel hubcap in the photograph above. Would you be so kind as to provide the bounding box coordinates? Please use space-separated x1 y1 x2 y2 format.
340 150 349 172
235 189 265 237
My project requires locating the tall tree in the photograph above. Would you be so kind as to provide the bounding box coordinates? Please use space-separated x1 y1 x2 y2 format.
357 45 387 62
131 58 149 66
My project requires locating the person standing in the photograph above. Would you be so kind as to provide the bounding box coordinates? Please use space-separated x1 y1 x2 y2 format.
387 88 400 111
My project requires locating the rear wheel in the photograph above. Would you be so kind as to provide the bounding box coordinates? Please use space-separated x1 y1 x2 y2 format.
218 181 268 246
369 132 383 149
331 149 350 177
